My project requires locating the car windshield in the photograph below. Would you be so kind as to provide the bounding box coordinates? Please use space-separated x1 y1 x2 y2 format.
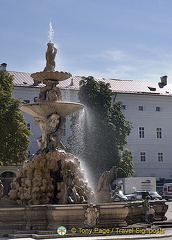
149 192 157 195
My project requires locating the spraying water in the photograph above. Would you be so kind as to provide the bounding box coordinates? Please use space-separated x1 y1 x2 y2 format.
66 108 96 190
48 22 54 42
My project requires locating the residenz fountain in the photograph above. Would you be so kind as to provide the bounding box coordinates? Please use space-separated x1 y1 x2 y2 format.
0 25 168 233
9 38 94 206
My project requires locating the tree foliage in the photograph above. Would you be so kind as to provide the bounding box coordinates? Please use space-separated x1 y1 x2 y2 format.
0 71 31 165
68 76 134 184
118 149 134 178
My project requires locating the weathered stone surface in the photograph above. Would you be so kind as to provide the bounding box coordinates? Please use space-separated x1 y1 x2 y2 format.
9 150 94 205
126 201 143 224
96 166 117 203
0 200 168 230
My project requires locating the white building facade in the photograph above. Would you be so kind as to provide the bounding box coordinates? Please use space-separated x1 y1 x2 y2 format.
8 70 172 180
115 93 172 179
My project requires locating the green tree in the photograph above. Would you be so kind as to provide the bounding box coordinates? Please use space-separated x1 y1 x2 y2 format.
68 76 133 185
0 71 31 165
118 149 134 178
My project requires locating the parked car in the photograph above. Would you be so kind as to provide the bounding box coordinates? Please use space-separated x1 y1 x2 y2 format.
112 190 128 202
148 191 162 200
126 191 162 201
126 191 149 201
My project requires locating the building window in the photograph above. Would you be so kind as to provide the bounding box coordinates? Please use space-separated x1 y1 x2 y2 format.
140 152 146 162
23 100 30 104
157 128 162 138
156 107 161 112
138 106 144 111
139 127 145 138
122 105 126 110
158 153 163 162
27 123 30 130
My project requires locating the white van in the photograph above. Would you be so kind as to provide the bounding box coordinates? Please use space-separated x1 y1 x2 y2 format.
163 183 172 200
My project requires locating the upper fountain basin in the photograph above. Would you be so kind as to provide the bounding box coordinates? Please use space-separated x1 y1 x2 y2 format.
20 101 84 118
31 71 72 83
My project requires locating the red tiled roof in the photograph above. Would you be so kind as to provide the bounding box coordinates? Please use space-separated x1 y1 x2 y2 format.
9 71 172 96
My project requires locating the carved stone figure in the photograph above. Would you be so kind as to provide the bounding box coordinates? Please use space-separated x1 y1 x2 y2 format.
96 166 117 203
84 204 99 227
47 114 60 135
48 117 66 150
36 83 52 102
34 117 47 150
34 113 66 152
47 83 62 101
44 42 57 72
34 81 62 102
63 170 80 204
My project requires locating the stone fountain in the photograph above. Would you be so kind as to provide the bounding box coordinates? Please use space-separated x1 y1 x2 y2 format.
9 41 94 206
0 26 168 233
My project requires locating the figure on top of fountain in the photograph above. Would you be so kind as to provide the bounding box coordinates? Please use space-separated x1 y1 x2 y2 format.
34 41 62 103
44 42 57 72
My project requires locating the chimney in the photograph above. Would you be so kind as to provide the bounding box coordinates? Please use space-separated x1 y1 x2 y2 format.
0 63 7 71
33 79 40 86
160 75 167 86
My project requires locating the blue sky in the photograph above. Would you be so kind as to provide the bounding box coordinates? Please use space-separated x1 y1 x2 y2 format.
1 0 172 82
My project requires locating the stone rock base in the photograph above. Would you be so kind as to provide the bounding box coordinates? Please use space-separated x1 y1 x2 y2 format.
9 150 94 205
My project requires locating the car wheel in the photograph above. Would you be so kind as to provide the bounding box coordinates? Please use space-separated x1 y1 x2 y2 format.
131 197 135 201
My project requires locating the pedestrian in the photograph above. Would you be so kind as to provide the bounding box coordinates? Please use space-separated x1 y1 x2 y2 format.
148 206 155 225
143 195 151 223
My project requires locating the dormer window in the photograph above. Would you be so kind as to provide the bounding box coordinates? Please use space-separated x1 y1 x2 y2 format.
148 86 156 91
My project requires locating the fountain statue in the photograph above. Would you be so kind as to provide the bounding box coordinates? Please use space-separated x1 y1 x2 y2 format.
9 32 94 205
96 166 117 203
44 42 57 72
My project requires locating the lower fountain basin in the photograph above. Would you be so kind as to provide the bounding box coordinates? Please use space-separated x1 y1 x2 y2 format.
19 101 84 118
0 200 168 231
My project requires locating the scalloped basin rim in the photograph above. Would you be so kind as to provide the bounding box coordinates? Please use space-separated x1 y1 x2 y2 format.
31 71 72 82
19 102 84 118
